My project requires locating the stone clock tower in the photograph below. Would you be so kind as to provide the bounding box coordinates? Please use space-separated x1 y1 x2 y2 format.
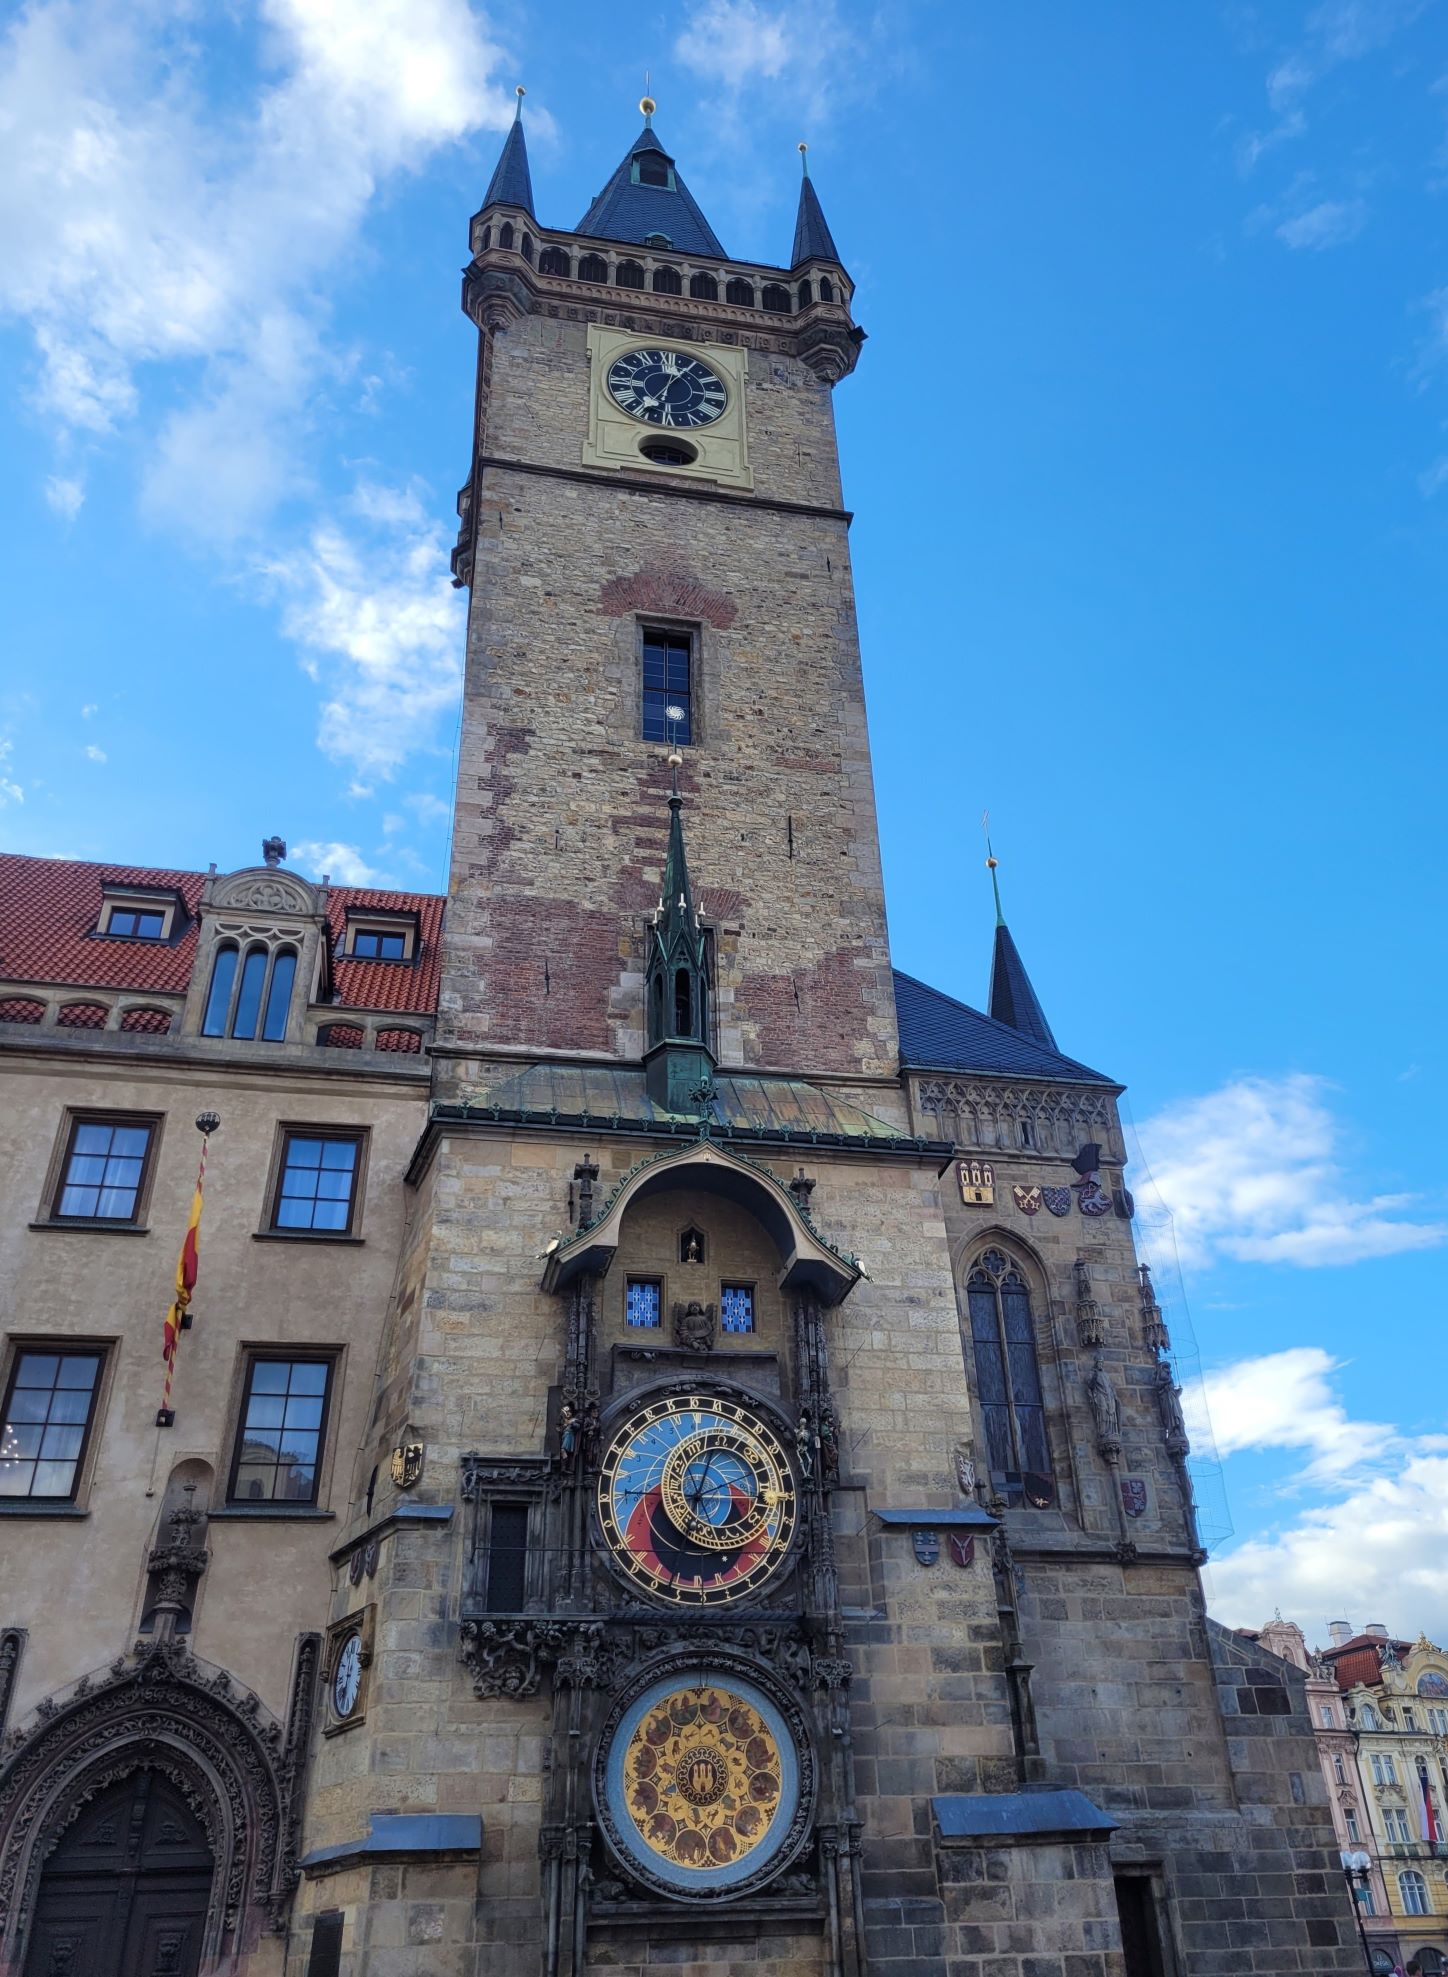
289 97 1364 1977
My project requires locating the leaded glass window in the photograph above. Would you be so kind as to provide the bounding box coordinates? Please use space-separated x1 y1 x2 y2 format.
721 1285 754 1334
966 1248 1054 1507
642 628 692 744
626 1279 661 1328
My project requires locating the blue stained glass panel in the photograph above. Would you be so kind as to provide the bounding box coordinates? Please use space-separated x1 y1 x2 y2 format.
625 1280 661 1328
720 1285 754 1333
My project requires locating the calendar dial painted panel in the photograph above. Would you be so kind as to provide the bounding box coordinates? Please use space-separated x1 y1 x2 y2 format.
597 1393 797 1606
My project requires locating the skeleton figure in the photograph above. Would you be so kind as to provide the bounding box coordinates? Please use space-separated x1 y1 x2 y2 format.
795 1410 815 1481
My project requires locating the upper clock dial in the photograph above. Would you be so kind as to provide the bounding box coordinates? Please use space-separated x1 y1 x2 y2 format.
597 1393 797 1606
332 1634 362 1718
605 348 728 429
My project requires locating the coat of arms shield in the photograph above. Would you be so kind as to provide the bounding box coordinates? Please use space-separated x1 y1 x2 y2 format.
1041 1186 1071 1217
1012 1184 1043 1216
912 1527 941 1567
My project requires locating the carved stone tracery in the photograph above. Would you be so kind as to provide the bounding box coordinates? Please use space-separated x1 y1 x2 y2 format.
0 1639 294 1967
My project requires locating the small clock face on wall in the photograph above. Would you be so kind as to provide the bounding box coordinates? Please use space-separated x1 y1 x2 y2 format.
331 1633 363 1720
597 1392 797 1606
605 348 728 429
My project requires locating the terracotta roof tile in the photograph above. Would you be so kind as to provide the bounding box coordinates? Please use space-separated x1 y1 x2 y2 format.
1321 1633 1414 1691
0 855 443 1018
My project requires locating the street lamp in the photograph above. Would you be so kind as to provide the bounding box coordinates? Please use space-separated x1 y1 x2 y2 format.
1341 1850 1376 1973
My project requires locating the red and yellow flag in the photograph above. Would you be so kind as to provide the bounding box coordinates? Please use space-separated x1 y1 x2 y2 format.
161 1136 209 1414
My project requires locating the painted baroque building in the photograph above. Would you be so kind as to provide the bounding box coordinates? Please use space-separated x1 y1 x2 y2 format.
0 104 1366 1977
1252 1618 1448 1975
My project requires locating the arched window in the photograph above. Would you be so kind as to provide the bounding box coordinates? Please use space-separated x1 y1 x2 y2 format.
202 943 238 1036
520 232 534 262
643 231 673 248
261 948 296 1042
578 254 608 283
674 967 693 1037
616 260 645 290
652 264 683 294
539 246 570 276
725 278 754 307
819 276 835 302
689 271 719 300
479 224 492 251
798 278 813 307
1333 1755 1347 1784
965 1248 1054 1507
499 221 515 249
1399 1870 1430 1916
231 946 269 1040
761 283 792 314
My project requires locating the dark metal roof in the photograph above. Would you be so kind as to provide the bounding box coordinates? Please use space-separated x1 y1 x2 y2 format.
892 969 1111 1085
480 113 535 218
576 120 726 257
989 921 1058 1050
792 173 840 266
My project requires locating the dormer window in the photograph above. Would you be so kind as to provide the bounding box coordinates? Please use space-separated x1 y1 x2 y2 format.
343 911 417 963
634 154 674 189
97 888 179 941
643 232 673 248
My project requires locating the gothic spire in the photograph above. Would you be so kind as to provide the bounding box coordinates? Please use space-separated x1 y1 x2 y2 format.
480 86 535 217
644 765 715 1111
791 144 841 266
984 846 1059 1051
577 99 726 258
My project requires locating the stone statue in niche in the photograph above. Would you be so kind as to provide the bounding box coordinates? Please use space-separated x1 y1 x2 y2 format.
672 1300 715 1353
1085 1356 1121 1456
679 1226 705 1264
558 1403 579 1472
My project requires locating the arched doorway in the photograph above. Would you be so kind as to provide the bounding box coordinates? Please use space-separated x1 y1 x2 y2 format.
23 1770 213 1977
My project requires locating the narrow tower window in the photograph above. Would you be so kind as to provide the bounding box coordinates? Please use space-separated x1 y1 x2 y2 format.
689 271 718 301
965 1248 1054 1507
641 627 692 744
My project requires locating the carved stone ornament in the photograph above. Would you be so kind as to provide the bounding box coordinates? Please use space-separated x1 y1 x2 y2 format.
1074 1257 1105 1349
0 1635 24 1745
0 1638 293 1970
953 1446 977 1498
1085 1356 1122 1462
672 1300 716 1354
209 868 316 916
390 1442 424 1490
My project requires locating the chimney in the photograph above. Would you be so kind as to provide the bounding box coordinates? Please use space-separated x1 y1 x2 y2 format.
1328 1621 1352 1647
1365 1622 1388 1639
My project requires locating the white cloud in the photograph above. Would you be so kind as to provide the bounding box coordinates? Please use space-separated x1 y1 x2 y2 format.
263 479 464 780
44 473 84 517
1276 195 1368 248
674 0 888 123
1135 1073 1446 1268
1186 1345 1395 1483
0 0 517 535
290 839 378 886
676 0 791 89
79 702 97 718
0 739 22 806
407 790 451 823
83 743 106 762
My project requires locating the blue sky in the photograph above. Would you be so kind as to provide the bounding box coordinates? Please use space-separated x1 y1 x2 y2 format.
2 0 1446 1642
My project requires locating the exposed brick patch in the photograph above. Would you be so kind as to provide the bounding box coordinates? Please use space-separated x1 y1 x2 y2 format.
597 566 737 628
738 944 885 1072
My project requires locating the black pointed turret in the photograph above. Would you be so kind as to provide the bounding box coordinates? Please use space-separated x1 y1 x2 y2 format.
644 775 716 1112
792 147 840 266
480 90 535 217
984 853 1058 1050
577 112 726 257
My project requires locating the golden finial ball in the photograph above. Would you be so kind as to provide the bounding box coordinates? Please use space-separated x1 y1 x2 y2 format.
667 749 683 769
516 84 526 99
640 94 657 118
986 856 998 870
798 141 808 153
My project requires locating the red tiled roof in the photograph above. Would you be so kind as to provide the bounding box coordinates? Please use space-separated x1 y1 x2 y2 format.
1321 1633 1414 1692
0 855 442 1017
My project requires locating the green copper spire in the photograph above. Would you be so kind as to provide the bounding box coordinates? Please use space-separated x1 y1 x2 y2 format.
644 765 716 1111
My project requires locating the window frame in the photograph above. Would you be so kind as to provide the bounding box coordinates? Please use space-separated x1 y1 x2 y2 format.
624 1276 664 1330
43 1110 162 1229
963 1244 1056 1509
264 1126 367 1240
481 1499 532 1613
342 911 418 963
226 1349 339 1509
639 620 698 747
720 1282 756 1336
0 1341 108 1503
97 889 179 941
1399 1869 1429 1916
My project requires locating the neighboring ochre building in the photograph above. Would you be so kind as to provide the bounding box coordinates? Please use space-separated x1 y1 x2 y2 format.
0 101 1366 1977
1252 1617 1448 1976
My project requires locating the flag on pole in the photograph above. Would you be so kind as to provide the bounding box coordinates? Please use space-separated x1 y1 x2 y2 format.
160 1133 210 1419
1422 1764 1440 1847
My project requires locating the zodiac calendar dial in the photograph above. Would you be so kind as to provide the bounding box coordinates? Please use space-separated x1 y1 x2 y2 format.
597 1393 797 1607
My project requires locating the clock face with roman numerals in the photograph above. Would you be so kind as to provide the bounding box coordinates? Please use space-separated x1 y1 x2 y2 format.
597 1392 796 1606
605 347 729 430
